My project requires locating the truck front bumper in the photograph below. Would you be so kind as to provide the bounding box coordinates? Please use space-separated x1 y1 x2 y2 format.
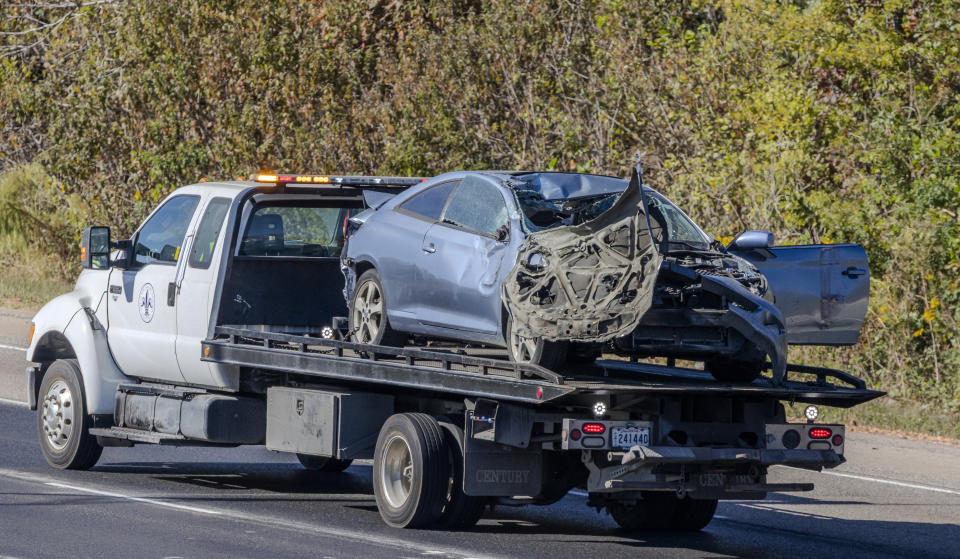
26 366 39 410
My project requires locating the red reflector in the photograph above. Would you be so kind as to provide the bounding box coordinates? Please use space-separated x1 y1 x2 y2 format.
582 423 606 434
570 429 582 441
809 427 832 439
832 434 844 446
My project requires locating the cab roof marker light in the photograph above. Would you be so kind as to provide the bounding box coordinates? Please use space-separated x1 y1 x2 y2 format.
254 173 426 188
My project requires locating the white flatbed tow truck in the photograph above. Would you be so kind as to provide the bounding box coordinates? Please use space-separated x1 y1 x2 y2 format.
25 173 883 530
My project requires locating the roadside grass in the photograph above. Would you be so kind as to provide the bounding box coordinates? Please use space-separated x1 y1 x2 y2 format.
788 399 960 440
0 254 73 311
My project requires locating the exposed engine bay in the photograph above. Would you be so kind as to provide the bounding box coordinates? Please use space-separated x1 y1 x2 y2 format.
504 168 788 384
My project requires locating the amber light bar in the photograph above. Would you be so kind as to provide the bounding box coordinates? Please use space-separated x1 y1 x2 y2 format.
253 173 425 188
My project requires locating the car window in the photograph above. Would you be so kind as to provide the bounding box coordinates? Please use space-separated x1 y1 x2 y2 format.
397 181 457 221
239 205 353 257
442 176 508 237
133 195 200 266
189 197 231 269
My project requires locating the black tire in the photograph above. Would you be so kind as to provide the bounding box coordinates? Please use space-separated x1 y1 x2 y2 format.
296 453 353 472
607 492 679 531
705 357 763 383
373 413 451 528
37 359 102 470
670 497 718 531
437 420 486 529
350 269 406 346
505 314 568 370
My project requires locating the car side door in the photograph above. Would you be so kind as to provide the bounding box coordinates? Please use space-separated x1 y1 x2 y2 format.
729 243 869 345
417 175 512 340
366 180 458 333
107 194 202 381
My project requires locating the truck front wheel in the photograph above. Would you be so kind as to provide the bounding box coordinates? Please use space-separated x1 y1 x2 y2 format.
37 359 103 470
373 413 450 528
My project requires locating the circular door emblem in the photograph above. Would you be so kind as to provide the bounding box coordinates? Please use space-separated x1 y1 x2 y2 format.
138 284 156 323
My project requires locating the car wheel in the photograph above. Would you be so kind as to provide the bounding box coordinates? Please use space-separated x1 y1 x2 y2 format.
373 413 450 528
705 357 764 383
350 269 406 346
505 315 568 370
37 359 103 470
296 454 353 472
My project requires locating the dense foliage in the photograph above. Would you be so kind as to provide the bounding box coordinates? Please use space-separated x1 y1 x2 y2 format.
2 0 959 427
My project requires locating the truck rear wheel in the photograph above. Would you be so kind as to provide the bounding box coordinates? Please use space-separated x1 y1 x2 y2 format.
373 413 450 528
671 497 718 531
438 421 486 529
607 492 678 531
296 454 353 472
37 359 102 470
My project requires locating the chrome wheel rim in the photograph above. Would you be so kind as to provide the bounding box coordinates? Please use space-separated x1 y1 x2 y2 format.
380 434 414 509
509 328 538 363
41 379 74 450
353 280 384 343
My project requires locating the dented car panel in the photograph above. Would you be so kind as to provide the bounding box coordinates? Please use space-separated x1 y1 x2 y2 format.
503 171 663 343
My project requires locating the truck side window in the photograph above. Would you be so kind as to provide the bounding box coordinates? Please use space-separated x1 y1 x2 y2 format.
397 181 457 221
441 177 508 237
133 195 200 267
189 197 231 269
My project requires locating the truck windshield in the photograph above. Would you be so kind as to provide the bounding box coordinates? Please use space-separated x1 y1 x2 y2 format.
239 204 354 258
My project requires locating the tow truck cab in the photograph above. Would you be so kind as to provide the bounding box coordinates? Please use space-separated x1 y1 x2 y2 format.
24 173 883 531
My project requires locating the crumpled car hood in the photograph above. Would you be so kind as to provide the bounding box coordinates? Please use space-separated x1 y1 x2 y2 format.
503 170 663 343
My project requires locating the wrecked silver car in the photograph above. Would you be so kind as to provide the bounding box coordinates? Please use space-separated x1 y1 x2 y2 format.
341 166 870 383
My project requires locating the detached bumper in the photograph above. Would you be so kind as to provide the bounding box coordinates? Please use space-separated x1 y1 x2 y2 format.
26 366 39 410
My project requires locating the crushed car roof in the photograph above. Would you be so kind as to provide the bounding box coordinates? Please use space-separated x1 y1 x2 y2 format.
506 172 629 200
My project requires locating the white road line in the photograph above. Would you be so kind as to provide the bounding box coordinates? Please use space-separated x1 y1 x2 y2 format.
569 489 589 497
0 397 27 408
814 469 960 496
46 481 224 515
0 468 500 559
0 343 26 352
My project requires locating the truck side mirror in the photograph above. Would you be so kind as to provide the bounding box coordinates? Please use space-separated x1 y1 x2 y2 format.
729 230 775 250
81 226 111 270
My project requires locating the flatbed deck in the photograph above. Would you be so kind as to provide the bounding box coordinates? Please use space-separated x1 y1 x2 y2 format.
202 327 884 407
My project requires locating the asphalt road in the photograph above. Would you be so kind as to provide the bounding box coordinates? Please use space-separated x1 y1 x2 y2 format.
2 311 960 558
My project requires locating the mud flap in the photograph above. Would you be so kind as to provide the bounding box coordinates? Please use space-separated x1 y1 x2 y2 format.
503 167 662 343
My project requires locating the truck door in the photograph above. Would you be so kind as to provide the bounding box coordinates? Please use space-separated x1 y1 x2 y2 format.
175 196 232 387
107 195 202 381
729 244 869 345
417 176 510 339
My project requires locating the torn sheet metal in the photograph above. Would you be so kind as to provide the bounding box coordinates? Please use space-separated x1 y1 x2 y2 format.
699 274 788 384
503 170 663 343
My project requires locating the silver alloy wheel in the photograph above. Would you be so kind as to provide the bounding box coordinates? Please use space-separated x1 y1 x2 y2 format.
510 329 538 363
380 434 414 509
353 280 384 343
41 379 74 450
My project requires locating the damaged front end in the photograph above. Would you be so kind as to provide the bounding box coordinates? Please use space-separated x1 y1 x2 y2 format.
503 169 663 344
503 166 788 384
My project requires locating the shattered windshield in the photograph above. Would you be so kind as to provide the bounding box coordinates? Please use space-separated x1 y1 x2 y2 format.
513 183 712 253
644 191 712 252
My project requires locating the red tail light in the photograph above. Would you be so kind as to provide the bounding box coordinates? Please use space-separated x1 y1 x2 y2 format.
582 423 605 434
809 427 832 439
832 434 844 446
569 429 582 441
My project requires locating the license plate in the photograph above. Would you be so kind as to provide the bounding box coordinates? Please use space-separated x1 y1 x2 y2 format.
611 426 650 449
